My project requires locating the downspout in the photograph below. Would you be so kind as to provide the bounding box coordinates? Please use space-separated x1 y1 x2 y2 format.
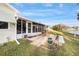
15 39 20 45
15 15 20 45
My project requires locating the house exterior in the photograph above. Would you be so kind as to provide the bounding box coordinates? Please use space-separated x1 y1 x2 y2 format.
0 3 48 44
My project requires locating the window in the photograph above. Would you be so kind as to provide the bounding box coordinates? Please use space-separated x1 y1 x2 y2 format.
22 20 26 33
36 26 38 32
33 26 36 32
0 21 8 29
38 26 41 32
38 26 40 32
28 23 31 33
41 26 43 32
17 19 21 34
17 19 26 34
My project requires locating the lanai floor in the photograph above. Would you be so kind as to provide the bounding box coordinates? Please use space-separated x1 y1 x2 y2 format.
27 34 56 47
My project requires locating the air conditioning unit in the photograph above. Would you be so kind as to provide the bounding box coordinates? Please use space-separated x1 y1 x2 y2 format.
24 35 27 38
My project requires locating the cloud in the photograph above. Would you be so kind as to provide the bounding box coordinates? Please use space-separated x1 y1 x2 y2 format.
44 3 53 7
22 12 35 16
35 18 52 26
22 9 64 17
11 3 64 17
75 9 79 13
12 3 24 8
23 9 53 12
59 4 63 8
46 19 79 26
22 12 44 16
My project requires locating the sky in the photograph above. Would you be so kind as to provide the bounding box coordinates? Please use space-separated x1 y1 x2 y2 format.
11 3 79 27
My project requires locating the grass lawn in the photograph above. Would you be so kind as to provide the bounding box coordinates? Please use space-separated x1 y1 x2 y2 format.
0 32 79 56
0 39 48 56
59 32 79 56
48 32 79 56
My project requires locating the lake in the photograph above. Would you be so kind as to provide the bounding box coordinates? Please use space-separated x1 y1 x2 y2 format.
64 30 79 35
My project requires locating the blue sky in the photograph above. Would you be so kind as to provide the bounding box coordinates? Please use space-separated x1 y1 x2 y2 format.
11 3 79 27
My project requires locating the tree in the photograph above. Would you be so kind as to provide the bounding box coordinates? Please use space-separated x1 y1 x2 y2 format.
51 24 69 31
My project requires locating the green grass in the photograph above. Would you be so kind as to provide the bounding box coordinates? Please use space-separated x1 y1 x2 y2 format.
0 39 48 56
0 32 79 56
48 32 79 56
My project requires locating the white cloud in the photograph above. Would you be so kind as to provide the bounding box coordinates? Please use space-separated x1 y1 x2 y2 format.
44 3 53 7
22 12 34 16
22 9 64 17
22 12 45 17
75 9 79 13
51 19 79 26
12 3 24 8
74 9 79 15
59 4 63 8
23 9 53 12
11 3 64 16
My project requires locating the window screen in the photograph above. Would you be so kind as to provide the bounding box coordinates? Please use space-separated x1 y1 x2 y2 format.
0 21 8 29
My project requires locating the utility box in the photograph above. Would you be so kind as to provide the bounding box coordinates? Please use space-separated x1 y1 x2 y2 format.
47 37 53 44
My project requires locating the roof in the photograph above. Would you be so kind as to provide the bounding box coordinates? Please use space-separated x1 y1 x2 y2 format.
5 3 20 14
17 15 48 26
7 3 48 26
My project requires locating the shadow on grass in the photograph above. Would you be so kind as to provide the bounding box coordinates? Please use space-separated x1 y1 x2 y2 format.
0 39 48 56
0 32 79 56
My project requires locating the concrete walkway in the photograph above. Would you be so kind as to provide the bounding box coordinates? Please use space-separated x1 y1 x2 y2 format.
27 35 48 47
27 34 56 47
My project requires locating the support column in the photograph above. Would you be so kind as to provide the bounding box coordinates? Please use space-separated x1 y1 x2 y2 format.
31 22 33 33
26 22 28 34
21 20 23 34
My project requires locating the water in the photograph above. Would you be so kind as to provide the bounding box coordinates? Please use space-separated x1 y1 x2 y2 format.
64 30 79 35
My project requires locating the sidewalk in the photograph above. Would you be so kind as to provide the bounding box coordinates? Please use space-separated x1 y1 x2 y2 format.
27 34 56 47
27 34 48 47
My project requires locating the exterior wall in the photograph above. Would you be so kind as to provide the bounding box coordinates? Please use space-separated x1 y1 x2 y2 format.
16 32 41 39
27 32 41 37
0 4 48 42
27 22 42 37
0 4 16 23
16 21 42 39
0 4 16 44
0 23 16 44
16 19 28 39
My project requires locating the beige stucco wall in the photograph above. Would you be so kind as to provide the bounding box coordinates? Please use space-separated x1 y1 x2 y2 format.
0 3 48 43
0 4 16 44
0 3 16 23
0 23 16 44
